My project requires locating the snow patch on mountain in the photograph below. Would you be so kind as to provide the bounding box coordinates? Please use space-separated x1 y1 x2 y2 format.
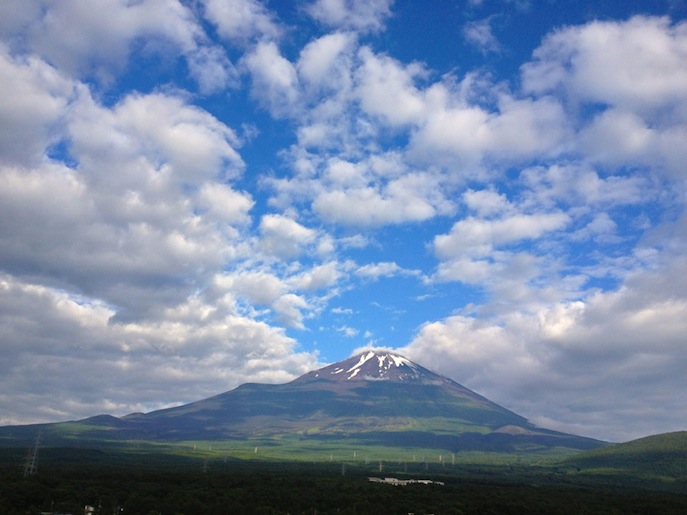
332 351 422 381
346 351 376 374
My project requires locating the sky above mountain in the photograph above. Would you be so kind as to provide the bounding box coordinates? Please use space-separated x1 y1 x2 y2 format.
1 0 686 442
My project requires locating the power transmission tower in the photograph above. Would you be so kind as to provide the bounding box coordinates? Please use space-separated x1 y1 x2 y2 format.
23 431 41 477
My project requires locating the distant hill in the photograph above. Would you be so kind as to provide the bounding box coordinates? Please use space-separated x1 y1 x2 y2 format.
565 431 687 477
0 351 605 458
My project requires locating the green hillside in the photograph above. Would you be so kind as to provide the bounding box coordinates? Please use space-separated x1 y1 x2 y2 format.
564 431 687 479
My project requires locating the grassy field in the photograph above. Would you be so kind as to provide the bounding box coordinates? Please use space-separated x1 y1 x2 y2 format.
55 431 588 467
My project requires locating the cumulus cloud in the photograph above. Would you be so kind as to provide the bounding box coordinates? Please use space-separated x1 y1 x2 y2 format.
306 0 394 33
258 214 318 258
577 107 687 177
271 149 456 227
355 47 427 126
0 48 255 332
314 184 433 225
0 273 318 425
215 262 340 330
69 91 244 182
186 44 239 94
434 212 571 260
202 0 282 43
196 183 254 226
463 189 510 217
0 46 75 166
522 16 687 113
298 31 357 89
519 164 654 210
409 81 570 171
243 41 300 116
0 0 234 91
267 41 573 225
403 252 687 441
356 261 401 278
431 207 570 292
522 15 687 177
289 262 343 291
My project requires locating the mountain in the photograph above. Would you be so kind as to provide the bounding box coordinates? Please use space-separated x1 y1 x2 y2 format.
0 351 604 455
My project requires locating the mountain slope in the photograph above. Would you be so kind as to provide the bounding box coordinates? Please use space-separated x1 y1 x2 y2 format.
122 351 538 440
565 431 687 476
0 351 604 454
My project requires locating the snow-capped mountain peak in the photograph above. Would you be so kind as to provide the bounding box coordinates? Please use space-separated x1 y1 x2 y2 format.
305 350 437 383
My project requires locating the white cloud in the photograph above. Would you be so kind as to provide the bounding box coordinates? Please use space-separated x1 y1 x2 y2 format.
434 212 570 260
0 1 42 37
403 260 687 442
520 164 654 210
356 261 401 278
271 150 455 227
273 293 309 328
202 0 282 43
224 271 286 306
409 81 569 170
355 47 426 126
0 45 75 166
355 261 419 280
336 325 359 337
577 107 687 177
0 82 248 323
463 189 510 217
216 255 346 330
404 316 516 382
306 0 394 33
0 0 233 91
0 273 319 425
521 16 687 178
259 214 317 258
464 17 502 54
69 91 244 184
486 95 570 159
298 31 356 88
186 44 239 94
216 270 310 328
289 262 342 291
196 183 254 226
431 205 574 303
571 212 620 244
522 16 687 114
243 41 300 116
313 184 434 225
406 172 687 442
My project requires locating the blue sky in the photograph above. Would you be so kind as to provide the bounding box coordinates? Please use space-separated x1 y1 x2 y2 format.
1 0 686 442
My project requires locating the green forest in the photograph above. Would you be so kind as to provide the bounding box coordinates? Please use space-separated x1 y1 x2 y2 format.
2 448 686 515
